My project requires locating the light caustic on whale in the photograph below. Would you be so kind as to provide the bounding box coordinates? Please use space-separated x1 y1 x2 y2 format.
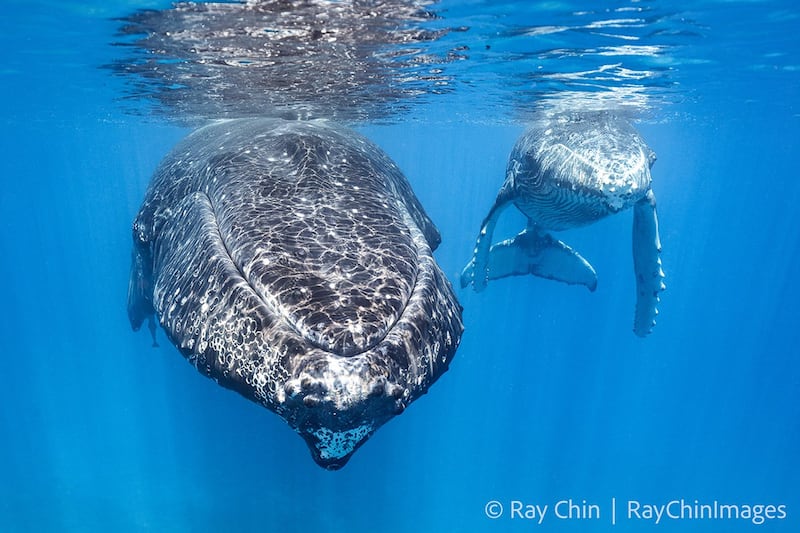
128 118 463 469
461 112 665 336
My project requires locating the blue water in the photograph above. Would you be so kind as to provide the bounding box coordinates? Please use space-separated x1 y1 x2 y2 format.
1 1 799 532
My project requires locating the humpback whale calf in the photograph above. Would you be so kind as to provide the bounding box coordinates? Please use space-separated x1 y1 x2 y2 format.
128 118 463 469
461 112 665 336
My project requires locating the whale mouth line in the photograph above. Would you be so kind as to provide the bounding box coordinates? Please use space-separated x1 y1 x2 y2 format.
203 191 418 358
294 286 417 357
296 260 420 357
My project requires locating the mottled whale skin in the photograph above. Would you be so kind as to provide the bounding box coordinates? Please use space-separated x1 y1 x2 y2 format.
461 112 665 336
128 118 463 469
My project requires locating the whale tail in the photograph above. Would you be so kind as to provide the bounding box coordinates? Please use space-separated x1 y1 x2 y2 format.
462 226 597 291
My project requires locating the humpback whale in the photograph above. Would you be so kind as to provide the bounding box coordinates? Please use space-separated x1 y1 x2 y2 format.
128 118 463 469
461 112 665 336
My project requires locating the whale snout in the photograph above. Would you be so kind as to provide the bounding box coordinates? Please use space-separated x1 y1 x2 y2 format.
303 422 377 470
291 395 399 470
281 360 406 469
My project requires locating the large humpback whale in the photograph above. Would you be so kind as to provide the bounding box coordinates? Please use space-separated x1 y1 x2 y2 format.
461 112 665 336
128 118 463 469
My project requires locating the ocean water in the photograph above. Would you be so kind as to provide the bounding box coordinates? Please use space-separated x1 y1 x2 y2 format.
1 1 799 532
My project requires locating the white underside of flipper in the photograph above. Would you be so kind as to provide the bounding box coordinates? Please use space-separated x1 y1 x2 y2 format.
460 198 511 291
632 189 666 337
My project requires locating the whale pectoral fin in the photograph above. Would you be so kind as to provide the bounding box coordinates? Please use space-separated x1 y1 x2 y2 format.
482 228 598 291
147 316 160 348
128 232 160 347
459 256 477 289
127 237 154 331
461 197 512 292
632 189 666 337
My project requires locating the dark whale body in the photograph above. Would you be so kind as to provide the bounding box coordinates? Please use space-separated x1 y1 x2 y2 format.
128 118 463 469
